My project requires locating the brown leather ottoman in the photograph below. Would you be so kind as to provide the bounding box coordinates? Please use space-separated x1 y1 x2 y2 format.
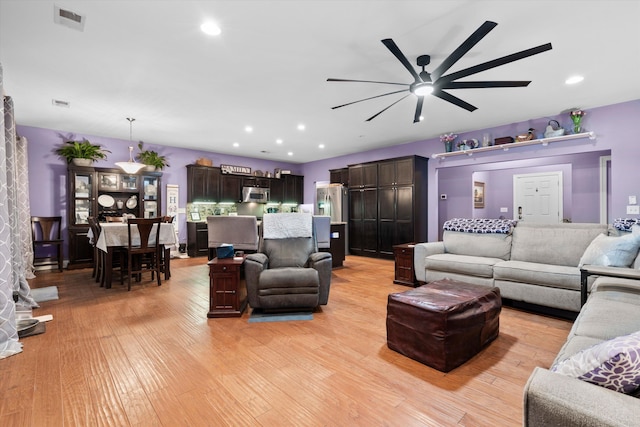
386 279 501 372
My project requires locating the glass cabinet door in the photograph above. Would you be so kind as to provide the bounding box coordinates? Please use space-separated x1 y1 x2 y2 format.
72 171 93 224
143 175 159 218
120 174 138 191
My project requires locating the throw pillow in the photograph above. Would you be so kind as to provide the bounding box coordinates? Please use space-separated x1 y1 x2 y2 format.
578 224 640 268
551 330 640 394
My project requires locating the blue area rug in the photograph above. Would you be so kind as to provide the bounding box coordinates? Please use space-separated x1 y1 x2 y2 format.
248 309 313 323
31 286 59 303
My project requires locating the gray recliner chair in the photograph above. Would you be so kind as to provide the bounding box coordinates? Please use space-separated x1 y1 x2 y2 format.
245 213 332 311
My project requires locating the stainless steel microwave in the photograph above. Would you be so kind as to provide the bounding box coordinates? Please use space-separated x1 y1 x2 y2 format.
242 186 270 203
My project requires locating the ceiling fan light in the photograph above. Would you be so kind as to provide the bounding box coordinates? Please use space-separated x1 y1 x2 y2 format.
414 83 433 96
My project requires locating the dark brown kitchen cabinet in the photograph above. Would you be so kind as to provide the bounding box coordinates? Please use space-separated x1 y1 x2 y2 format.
187 222 209 257
187 165 219 202
282 174 304 204
347 155 428 259
270 177 284 202
348 188 378 256
219 174 243 203
329 168 349 186
348 163 377 188
242 177 270 188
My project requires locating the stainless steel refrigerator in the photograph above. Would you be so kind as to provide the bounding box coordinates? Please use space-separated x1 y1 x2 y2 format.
315 184 348 223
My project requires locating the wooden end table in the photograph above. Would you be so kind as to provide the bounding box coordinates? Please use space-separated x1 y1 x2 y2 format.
207 256 247 318
393 243 418 287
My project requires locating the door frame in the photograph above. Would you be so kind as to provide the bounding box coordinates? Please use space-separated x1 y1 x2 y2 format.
599 155 611 224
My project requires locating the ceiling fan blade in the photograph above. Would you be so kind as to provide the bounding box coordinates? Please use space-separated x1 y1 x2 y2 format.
365 94 411 121
413 97 424 123
438 43 553 83
432 90 477 112
327 78 409 87
381 39 422 82
331 89 409 109
431 21 497 81
440 80 531 89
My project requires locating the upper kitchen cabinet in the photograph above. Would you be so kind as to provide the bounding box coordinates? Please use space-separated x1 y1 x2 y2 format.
348 163 378 188
187 165 220 202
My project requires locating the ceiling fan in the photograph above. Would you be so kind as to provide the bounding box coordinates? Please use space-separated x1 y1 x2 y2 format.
328 21 552 123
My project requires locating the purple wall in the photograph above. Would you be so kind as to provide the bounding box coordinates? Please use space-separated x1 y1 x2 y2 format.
20 125 300 249
21 99 640 254
303 99 640 240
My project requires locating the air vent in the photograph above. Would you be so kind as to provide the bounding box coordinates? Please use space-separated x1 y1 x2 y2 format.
54 5 85 31
52 99 70 108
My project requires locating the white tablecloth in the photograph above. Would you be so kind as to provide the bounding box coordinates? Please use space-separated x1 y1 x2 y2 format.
88 223 177 252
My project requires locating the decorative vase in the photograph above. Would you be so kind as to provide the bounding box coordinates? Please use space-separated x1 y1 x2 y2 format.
72 158 92 167
571 116 582 134
444 141 453 152
144 165 156 172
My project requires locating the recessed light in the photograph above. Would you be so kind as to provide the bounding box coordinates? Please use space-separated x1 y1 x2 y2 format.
244 126 253 133
318 144 325 149
297 123 305 131
276 139 283 144
287 152 293 156
200 21 221 36
565 75 584 85
233 142 239 148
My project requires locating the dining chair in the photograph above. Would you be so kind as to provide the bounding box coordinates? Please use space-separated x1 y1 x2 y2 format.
123 217 162 291
31 216 64 272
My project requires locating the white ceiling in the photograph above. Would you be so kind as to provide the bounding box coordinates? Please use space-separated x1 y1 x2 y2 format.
1 0 639 164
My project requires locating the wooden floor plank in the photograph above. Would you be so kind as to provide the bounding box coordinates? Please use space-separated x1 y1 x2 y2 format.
7 255 573 426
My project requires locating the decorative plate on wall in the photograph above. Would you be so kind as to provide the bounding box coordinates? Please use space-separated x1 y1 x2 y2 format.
98 194 115 208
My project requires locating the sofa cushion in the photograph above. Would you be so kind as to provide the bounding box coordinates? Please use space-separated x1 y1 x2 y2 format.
425 253 500 278
554 335 605 366
578 225 640 268
510 222 607 267
493 260 580 290
551 330 640 394
443 230 512 261
572 295 640 340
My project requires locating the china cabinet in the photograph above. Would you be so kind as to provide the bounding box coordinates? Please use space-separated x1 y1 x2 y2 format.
67 165 162 269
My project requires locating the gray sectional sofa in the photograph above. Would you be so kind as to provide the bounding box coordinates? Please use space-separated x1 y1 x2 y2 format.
524 275 640 426
415 221 617 312
415 219 640 425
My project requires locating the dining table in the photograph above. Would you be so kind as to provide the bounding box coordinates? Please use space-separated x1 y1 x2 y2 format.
88 222 177 289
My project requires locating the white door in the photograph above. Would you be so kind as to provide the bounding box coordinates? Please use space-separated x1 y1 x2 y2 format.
513 172 563 223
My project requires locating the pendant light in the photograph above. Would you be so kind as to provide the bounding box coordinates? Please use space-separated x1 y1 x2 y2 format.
115 117 146 174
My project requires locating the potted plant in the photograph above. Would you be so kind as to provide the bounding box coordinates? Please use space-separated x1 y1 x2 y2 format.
55 139 110 166
137 142 169 171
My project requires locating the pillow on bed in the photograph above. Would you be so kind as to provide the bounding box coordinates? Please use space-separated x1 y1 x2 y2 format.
551 330 640 394
578 225 640 268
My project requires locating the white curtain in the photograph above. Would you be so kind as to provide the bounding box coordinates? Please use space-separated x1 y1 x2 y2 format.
0 62 37 359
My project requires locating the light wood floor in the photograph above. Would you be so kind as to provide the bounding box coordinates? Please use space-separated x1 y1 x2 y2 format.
2 256 572 426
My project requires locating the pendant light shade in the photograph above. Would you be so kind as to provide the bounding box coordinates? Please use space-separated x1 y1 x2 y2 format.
115 118 146 174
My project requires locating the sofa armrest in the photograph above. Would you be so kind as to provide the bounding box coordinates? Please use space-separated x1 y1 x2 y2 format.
524 367 640 427
413 242 445 282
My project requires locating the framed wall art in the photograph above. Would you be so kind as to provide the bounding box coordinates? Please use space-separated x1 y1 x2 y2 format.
474 181 485 209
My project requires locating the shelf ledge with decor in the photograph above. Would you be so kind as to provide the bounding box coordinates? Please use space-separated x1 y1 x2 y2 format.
432 131 596 159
